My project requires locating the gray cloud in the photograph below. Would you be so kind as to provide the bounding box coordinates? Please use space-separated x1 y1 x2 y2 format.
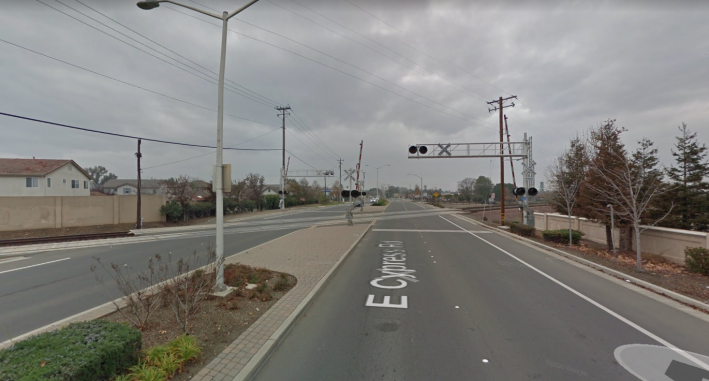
1 0 707 191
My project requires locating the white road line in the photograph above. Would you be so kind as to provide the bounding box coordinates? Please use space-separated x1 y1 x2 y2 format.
0 258 70 275
438 215 709 372
402 202 409 211
372 229 490 233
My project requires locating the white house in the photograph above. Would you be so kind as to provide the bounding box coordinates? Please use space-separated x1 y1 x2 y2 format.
0 158 91 197
263 184 281 195
103 179 167 195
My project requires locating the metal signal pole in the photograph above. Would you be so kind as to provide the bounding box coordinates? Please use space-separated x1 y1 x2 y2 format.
337 158 344 201
136 138 142 229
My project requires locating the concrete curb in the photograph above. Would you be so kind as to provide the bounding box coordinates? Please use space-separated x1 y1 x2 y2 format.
233 221 375 381
455 214 709 314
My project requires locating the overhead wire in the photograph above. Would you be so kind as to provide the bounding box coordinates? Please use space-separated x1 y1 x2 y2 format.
73 0 283 107
0 112 281 151
167 7 497 131
38 0 277 109
0 38 280 128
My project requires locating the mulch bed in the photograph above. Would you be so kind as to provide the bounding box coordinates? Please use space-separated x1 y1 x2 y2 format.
101 264 296 380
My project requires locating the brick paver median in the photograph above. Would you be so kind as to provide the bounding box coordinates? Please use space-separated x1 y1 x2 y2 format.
192 222 371 381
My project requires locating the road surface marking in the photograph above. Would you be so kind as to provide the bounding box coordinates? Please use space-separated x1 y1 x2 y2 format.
372 229 490 233
0 258 70 275
365 295 408 308
438 215 709 373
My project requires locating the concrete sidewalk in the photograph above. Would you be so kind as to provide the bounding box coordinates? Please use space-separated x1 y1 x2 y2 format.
192 222 372 381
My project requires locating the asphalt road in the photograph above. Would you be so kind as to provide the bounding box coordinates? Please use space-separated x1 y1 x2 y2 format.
253 199 709 381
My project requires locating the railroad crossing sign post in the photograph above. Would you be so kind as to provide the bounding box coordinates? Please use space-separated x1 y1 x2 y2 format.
344 169 356 205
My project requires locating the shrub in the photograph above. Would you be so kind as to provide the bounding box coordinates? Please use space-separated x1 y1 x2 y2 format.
159 200 183 223
188 202 215 218
372 199 389 206
273 276 291 292
542 229 584 245
128 362 166 381
264 194 280 210
0 321 141 381
685 247 709 275
238 200 257 212
509 221 536 237
223 198 239 214
168 335 202 363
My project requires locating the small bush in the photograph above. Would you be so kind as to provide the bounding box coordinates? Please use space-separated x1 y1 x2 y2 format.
372 199 389 206
542 229 583 245
685 247 709 275
0 320 141 381
264 194 280 210
128 362 166 381
509 221 536 237
256 282 268 293
273 277 291 292
159 200 183 223
168 335 202 363
144 345 170 366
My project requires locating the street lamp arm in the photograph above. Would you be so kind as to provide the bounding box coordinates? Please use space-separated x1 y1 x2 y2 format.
227 0 260 19
151 0 222 18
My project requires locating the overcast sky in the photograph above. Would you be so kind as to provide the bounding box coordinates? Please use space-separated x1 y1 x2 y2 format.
1 0 708 191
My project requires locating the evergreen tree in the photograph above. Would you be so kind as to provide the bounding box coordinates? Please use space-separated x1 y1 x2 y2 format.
577 119 628 250
663 123 709 231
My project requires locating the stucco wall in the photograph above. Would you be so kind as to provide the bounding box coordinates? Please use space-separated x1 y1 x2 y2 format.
535 212 709 265
0 195 166 232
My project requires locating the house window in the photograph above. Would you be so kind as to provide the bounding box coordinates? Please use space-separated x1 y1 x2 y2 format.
25 177 38 188
84 181 88 189
63 179 66 184
71 180 79 189
123 188 131 194
47 178 51 187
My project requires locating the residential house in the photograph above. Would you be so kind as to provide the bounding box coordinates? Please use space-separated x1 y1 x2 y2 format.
0 158 91 197
263 184 281 195
102 179 168 195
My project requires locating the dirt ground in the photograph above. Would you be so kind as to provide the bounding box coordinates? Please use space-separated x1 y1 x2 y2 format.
101 264 296 380
491 226 709 305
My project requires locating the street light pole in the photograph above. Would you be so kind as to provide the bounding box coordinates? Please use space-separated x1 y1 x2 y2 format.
366 164 389 199
407 174 422 201
137 0 260 292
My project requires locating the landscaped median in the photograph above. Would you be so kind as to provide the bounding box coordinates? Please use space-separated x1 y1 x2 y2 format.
0 222 372 381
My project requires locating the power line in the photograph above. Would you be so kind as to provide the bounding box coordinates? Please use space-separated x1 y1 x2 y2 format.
143 126 282 170
285 128 331 167
168 7 496 130
340 0 402 33
289 109 341 159
0 38 280 129
38 0 277 109
0 112 281 151
285 149 316 169
73 0 283 107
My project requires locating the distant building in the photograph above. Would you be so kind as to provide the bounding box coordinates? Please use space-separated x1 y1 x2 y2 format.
103 179 168 195
0 158 91 197
539 182 544 192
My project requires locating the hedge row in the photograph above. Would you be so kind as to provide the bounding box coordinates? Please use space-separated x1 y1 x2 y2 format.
0 320 141 381
509 221 536 237
542 229 583 245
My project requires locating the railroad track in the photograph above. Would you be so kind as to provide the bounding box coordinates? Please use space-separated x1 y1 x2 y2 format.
0 231 135 247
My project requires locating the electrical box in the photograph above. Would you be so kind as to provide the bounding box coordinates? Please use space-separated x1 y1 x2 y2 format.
212 164 232 192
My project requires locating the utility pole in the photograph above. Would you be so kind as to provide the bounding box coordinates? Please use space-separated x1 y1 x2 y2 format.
337 158 344 201
136 138 142 229
277 105 291 210
487 95 517 226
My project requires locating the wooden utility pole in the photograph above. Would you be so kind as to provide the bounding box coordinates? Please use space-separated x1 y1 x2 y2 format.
487 96 517 226
136 138 142 229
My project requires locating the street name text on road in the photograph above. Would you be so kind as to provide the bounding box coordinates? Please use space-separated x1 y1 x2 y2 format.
366 241 416 309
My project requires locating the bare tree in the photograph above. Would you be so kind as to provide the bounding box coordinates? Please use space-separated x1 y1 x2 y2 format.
547 137 587 246
457 178 474 202
160 247 219 333
91 256 163 330
585 138 672 271
165 175 196 221
245 173 266 210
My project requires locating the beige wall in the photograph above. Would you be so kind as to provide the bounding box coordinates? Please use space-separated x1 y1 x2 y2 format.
535 213 709 265
0 195 166 232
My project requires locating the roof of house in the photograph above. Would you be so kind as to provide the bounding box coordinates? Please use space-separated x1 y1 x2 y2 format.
103 179 166 189
264 184 281 191
0 158 91 179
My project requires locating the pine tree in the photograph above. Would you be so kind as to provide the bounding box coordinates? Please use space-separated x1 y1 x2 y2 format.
664 123 709 231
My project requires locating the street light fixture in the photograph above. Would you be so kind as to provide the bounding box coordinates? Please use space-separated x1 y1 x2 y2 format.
365 164 389 199
407 174 422 201
137 0 260 292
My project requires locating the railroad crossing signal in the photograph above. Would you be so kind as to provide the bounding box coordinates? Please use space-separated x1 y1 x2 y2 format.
344 169 356 181
438 143 451 156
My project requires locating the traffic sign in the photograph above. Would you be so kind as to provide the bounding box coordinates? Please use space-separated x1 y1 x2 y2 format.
434 192 439 197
